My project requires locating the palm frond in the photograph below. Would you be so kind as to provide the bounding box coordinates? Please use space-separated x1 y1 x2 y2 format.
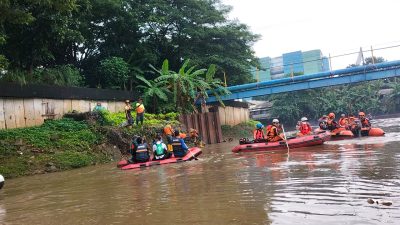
136 75 152 87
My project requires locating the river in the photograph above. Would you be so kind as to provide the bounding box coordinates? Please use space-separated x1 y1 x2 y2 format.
1 118 400 225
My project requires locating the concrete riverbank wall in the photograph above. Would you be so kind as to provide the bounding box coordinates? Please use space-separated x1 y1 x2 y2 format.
0 83 134 129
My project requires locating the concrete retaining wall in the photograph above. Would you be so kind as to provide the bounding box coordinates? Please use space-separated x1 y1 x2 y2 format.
0 98 125 129
217 106 249 126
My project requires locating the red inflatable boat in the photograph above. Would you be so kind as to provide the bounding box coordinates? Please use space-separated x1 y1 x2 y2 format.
117 147 202 170
232 132 329 153
366 127 385 136
314 127 385 140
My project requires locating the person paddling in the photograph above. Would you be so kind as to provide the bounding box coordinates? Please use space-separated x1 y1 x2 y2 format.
266 119 285 142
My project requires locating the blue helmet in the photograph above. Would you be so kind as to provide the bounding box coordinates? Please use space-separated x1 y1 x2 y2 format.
256 123 264 129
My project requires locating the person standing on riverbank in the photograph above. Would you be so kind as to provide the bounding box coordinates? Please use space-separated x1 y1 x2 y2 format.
135 98 145 126
120 100 133 127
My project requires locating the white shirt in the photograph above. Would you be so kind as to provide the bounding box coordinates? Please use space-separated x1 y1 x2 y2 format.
152 141 167 153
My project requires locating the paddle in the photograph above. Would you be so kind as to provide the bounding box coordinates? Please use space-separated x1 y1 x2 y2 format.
281 124 290 154
187 148 199 160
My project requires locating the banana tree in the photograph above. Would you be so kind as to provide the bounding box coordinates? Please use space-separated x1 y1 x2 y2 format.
136 75 170 113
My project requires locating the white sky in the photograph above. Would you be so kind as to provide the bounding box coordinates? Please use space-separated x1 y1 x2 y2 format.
222 0 400 69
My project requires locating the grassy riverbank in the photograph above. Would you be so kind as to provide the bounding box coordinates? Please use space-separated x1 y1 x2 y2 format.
0 112 180 178
221 120 259 140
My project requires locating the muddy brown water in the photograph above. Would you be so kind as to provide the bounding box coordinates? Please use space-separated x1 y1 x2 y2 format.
1 118 400 225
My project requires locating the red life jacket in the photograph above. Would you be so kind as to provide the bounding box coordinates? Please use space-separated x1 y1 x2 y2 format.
299 122 312 135
253 129 265 139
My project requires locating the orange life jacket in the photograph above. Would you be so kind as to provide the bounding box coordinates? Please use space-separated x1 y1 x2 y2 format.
361 118 371 128
136 103 145 114
164 125 173 135
266 125 279 140
253 129 265 139
338 118 348 126
299 122 312 135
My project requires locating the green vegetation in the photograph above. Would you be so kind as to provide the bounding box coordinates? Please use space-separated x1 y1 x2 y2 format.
138 59 230 113
1 0 259 88
0 118 108 178
0 111 183 178
221 120 260 139
101 110 180 127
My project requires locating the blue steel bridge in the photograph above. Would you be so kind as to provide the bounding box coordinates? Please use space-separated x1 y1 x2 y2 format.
207 60 400 103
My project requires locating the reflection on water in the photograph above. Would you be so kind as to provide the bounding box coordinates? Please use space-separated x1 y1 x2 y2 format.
1 118 400 224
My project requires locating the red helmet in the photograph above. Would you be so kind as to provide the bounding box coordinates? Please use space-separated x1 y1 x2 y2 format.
328 113 335 118
358 112 365 117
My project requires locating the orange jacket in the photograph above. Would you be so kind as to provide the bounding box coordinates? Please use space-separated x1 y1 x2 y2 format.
266 125 279 140
164 125 174 135
361 118 371 128
338 118 348 127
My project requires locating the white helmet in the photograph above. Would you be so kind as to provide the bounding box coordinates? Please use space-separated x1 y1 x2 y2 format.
272 119 279 123
301 117 308 122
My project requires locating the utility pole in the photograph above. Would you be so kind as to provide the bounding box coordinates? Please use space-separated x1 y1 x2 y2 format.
371 46 375 64
223 71 227 87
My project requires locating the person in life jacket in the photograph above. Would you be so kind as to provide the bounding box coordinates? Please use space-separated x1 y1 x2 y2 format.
253 122 266 141
326 112 338 131
347 114 360 135
163 122 175 152
189 128 204 147
297 117 312 136
358 111 371 136
338 113 349 128
152 135 171 160
171 130 189 157
135 98 145 125
266 119 285 142
318 115 328 130
129 136 150 163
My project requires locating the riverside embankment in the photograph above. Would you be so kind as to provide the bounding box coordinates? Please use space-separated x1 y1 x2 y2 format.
0 111 180 178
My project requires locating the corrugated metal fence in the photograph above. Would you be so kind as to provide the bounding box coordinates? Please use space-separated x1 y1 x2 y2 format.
179 112 223 144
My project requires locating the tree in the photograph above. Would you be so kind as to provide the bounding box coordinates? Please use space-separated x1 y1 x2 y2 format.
365 56 386 65
198 64 231 107
135 75 170 113
97 57 130 89
1 0 85 72
348 56 386 68
1 0 260 88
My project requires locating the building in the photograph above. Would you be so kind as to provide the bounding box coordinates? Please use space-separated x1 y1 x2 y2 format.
252 49 331 82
